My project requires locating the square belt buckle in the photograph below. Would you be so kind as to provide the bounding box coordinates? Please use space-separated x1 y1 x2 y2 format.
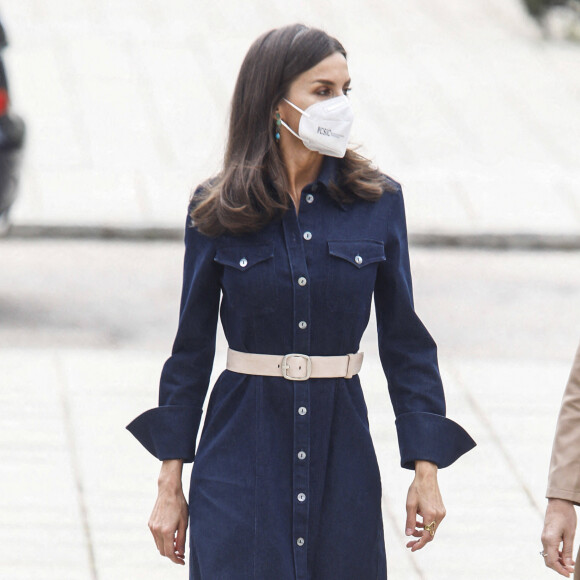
281 353 312 381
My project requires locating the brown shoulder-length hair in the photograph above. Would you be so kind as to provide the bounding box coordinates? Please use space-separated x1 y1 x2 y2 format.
191 23 398 237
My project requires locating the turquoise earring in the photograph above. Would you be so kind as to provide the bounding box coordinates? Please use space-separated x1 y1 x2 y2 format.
275 112 281 143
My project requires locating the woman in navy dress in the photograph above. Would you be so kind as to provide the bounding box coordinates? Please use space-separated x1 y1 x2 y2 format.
127 23 475 580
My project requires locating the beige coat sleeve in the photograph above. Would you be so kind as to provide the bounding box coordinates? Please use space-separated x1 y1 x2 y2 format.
547 341 580 503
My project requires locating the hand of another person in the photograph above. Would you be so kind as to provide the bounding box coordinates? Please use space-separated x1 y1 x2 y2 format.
405 460 446 552
541 498 576 577
148 459 188 565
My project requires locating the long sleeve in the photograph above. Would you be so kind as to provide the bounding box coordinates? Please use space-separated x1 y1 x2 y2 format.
126 204 221 462
374 185 475 469
546 341 580 503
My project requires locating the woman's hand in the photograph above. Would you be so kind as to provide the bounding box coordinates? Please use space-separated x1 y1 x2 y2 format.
541 498 576 577
148 459 188 565
405 460 446 552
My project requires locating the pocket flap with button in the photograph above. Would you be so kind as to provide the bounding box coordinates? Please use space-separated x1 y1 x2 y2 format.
214 243 275 271
328 240 386 268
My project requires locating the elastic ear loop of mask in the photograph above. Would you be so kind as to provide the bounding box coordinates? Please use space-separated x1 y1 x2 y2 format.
279 98 310 141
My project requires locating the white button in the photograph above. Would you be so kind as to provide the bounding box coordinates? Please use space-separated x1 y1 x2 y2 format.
298 407 307 416
355 255 363 265
305 194 314 203
297 450 306 460
298 277 307 286
239 258 248 267
297 493 306 502
298 320 307 329
297 537 305 547
303 231 312 241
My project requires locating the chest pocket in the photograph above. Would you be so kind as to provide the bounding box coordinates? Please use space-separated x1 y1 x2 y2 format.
326 240 386 313
214 243 278 315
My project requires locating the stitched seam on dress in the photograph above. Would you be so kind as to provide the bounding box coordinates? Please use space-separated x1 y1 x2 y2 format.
375 517 385 580
312 379 337 575
253 377 260 579
376 525 380 580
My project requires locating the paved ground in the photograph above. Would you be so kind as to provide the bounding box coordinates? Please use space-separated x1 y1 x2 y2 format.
1 0 580 579
1 239 580 579
1 0 579 242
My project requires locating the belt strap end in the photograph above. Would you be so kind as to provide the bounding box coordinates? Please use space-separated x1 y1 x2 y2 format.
345 352 363 379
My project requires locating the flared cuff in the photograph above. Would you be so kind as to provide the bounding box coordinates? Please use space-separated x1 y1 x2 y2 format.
395 412 476 470
126 405 203 462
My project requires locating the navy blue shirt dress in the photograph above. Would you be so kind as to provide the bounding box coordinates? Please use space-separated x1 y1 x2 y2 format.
127 156 476 580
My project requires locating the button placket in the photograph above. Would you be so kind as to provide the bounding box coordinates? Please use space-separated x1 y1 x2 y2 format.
281 204 312 580
293 379 310 577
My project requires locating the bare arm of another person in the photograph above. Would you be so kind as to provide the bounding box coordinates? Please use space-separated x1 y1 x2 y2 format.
542 342 580 577
149 459 188 565
542 498 576 577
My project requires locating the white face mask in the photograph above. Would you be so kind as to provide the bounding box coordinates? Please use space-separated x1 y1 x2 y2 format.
280 95 354 158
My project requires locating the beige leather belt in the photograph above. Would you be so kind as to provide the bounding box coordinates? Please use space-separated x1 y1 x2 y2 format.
226 348 363 381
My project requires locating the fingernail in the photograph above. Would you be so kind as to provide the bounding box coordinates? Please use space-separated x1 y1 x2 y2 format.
405 528 412 536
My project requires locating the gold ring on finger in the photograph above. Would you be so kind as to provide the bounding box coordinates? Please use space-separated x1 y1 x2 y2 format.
424 521 436 537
